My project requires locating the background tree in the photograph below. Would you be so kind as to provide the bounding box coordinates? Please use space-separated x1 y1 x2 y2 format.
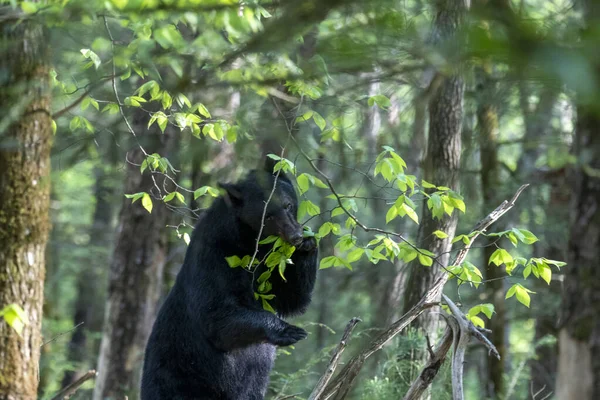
0 3 52 398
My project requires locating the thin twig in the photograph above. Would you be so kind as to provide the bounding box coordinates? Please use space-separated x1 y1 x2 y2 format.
50 370 97 400
41 322 84 347
52 77 113 118
103 16 148 157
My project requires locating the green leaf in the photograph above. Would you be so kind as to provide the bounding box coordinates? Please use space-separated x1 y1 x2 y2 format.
319 256 337 269
489 248 513 266
331 207 345 218
433 230 448 239
418 254 433 267
226 255 242 268
300 200 320 219
261 298 276 313
278 258 287 281
401 203 419 224
51 119 57 135
385 205 398 224
318 222 332 238
257 271 271 283
468 303 495 319
544 258 567 268
196 103 211 118
69 116 81 131
141 193 153 213
0 304 27 335
102 103 119 114
538 263 552 284
125 192 145 203
346 248 364 263
162 92 173 110
163 192 176 202
368 94 391 109
506 284 517 299
469 315 485 328
421 180 437 189
154 25 184 49
517 229 539 244
258 235 278 245
80 48 101 69
297 174 310 195
176 93 192 109
136 80 157 97
21 1 38 13
515 285 531 307
312 112 326 130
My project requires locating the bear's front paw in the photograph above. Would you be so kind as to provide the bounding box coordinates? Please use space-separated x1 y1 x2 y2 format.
269 325 308 346
297 237 317 252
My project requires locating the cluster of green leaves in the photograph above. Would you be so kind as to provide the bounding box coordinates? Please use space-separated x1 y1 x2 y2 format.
257 152 566 320
447 227 566 313
226 235 297 313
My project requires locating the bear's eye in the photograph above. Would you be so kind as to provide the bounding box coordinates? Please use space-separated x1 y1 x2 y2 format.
265 215 274 221
285 203 292 211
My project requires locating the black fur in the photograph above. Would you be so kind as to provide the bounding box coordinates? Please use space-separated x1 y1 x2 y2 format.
141 162 318 400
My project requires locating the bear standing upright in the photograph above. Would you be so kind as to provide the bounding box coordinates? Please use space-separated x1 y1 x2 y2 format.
141 159 319 400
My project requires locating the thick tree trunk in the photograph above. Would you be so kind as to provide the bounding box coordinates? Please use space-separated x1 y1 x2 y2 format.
556 88 600 400
401 1 466 335
0 7 52 399
93 114 173 400
62 166 114 387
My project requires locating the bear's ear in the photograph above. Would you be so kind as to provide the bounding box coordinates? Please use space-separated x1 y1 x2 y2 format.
218 182 243 208
264 156 290 182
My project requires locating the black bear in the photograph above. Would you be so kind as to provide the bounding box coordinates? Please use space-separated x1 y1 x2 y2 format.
141 159 318 400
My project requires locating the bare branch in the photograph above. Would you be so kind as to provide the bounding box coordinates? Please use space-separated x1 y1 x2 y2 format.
309 317 361 400
443 294 500 400
403 327 453 400
50 370 97 400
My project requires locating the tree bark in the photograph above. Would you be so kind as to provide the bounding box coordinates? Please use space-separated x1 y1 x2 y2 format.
401 1 466 335
93 113 174 400
0 6 52 399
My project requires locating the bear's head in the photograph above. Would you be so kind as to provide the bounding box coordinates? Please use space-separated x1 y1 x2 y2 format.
219 158 304 247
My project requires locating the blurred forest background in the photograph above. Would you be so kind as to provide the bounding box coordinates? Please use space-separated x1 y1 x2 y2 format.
1 0 599 399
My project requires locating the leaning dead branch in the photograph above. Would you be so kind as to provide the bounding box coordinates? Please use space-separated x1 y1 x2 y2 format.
311 184 529 400
309 317 362 400
402 327 454 400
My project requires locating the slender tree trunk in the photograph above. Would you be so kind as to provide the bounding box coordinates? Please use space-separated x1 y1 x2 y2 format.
516 83 560 400
401 2 466 336
93 113 174 400
476 63 506 398
61 166 114 387
556 79 600 400
315 154 334 350
0 6 52 399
